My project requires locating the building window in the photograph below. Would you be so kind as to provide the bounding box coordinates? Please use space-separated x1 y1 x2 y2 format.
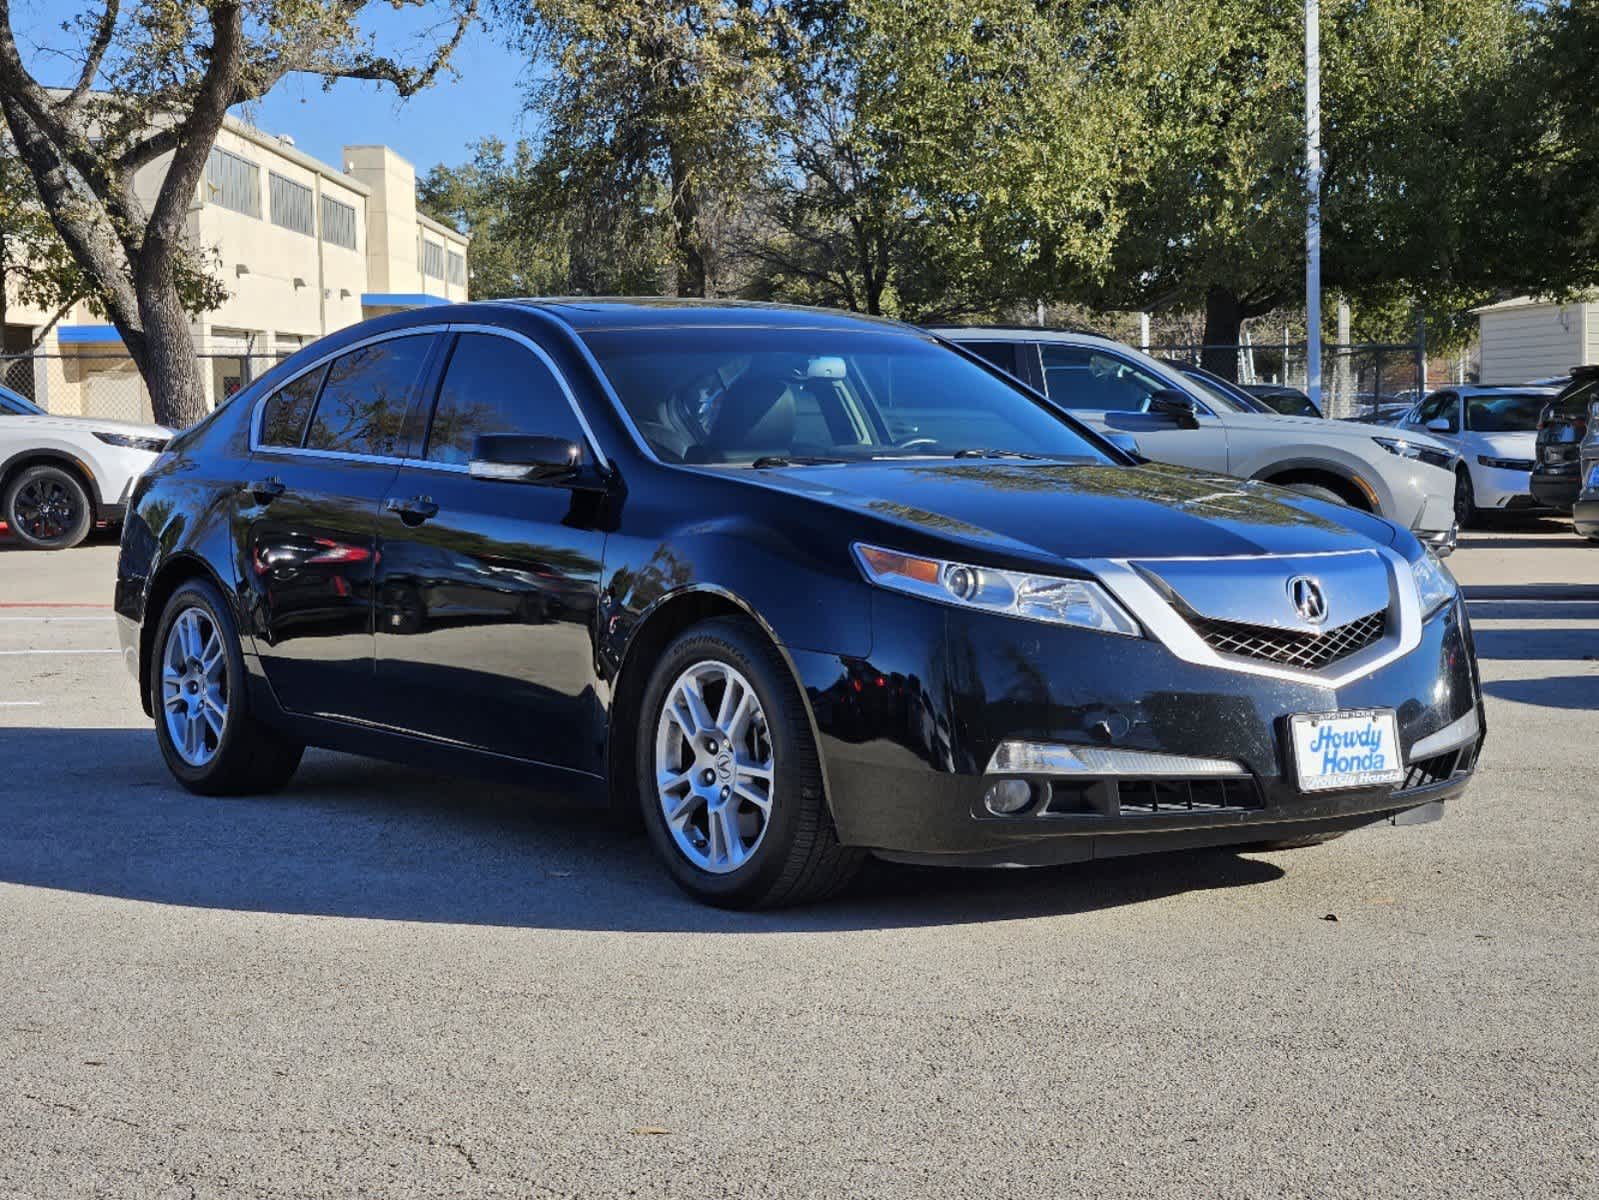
268 172 314 236
422 239 445 280
205 147 259 217
321 195 357 251
447 250 466 287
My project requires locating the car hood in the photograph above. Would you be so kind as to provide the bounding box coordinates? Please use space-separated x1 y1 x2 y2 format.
1225 411 1454 451
1463 429 1537 457
723 459 1401 562
9 413 174 439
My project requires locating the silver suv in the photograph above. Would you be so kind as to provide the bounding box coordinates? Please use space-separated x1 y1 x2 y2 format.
936 328 1460 552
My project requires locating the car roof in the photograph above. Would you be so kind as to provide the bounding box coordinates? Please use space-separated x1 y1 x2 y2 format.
931 326 1128 349
495 297 918 334
1442 384 1561 396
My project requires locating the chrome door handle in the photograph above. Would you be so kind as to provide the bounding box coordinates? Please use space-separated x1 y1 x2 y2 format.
385 495 439 525
244 478 285 504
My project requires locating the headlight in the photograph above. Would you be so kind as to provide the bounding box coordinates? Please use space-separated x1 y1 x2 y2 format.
1476 454 1534 471
1373 437 1455 471
92 431 169 453
1411 547 1457 617
853 544 1140 636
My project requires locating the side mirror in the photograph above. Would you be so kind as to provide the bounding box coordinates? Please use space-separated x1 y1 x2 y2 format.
1425 417 1453 434
1103 431 1142 459
1149 388 1200 429
468 433 583 484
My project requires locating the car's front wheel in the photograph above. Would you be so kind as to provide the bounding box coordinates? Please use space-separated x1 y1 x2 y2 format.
152 579 304 795
4 464 93 549
636 617 864 908
1454 469 1479 530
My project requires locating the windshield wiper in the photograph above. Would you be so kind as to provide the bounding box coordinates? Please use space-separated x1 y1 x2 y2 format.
748 454 848 469
948 448 1049 460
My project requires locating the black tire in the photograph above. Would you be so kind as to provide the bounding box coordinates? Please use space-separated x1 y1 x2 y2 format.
635 617 864 908
1283 482 1347 507
1247 831 1347 851
150 578 304 796
1454 469 1479 530
3 464 93 549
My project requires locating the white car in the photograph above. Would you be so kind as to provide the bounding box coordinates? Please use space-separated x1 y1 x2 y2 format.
0 384 173 549
1394 385 1561 528
936 328 1462 553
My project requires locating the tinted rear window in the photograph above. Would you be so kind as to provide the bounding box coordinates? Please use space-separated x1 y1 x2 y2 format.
305 336 434 457
258 367 324 447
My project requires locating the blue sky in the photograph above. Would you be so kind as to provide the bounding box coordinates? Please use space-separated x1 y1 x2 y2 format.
12 0 530 174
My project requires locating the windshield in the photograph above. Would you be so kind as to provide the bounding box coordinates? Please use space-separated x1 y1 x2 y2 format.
1465 393 1548 433
0 385 44 415
583 327 1113 466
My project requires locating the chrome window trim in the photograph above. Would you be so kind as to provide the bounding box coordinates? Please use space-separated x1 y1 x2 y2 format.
1080 545 1424 688
247 321 611 473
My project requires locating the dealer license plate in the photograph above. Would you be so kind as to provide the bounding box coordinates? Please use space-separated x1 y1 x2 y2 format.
1288 710 1405 792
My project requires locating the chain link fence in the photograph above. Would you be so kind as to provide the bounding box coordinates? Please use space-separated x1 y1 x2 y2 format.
1 351 290 427
1149 342 1427 421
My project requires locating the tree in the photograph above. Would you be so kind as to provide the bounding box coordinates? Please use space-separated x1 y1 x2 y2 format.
744 0 1124 321
493 0 787 298
419 137 556 298
1068 0 1535 377
0 1 476 428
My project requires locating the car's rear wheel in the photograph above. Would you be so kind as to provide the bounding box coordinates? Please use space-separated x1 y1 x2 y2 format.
636 617 864 908
4 464 93 549
152 579 304 796
1454 469 1479 530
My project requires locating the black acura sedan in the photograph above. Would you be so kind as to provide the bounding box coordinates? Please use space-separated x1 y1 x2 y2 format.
115 300 1483 907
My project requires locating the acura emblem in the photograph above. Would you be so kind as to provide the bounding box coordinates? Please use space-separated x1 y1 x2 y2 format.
1288 576 1328 624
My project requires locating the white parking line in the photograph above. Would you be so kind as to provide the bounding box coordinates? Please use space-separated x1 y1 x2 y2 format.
0 701 42 707
0 649 120 656
0 620 116 630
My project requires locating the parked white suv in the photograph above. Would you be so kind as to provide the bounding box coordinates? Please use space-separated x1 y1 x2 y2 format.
936 328 1461 552
0 384 172 549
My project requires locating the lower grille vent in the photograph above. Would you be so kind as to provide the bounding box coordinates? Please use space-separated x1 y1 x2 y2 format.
1046 776 1263 818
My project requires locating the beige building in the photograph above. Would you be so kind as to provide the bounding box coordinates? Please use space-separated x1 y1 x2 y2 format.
5 117 468 420
1473 295 1599 385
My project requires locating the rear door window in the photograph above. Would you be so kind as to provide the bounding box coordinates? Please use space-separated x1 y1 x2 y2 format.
304 335 435 457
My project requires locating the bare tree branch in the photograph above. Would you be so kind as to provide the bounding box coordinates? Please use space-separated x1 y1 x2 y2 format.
64 1 120 108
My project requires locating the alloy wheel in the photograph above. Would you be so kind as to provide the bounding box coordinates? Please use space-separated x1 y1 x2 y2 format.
161 607 229 766
654 660 775 874
13 476 79 543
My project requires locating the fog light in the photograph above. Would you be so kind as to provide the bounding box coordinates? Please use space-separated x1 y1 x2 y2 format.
983 779 1035 815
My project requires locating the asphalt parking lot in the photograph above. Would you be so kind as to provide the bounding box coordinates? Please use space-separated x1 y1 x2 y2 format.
1 522 1596 1198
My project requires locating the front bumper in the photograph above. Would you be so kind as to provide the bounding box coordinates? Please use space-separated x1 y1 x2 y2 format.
797 589 1482 863
1471 464 1549 512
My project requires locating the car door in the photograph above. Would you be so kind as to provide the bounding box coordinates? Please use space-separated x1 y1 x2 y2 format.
241 331 440 722
1036 343 1228 470
369 328 609 771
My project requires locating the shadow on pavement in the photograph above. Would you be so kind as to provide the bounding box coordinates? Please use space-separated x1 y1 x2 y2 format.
1469 626 1599 661
1481 676 1599 711
0 727 1287 933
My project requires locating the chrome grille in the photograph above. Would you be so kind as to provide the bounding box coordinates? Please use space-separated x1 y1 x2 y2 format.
1189 609 1387 671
